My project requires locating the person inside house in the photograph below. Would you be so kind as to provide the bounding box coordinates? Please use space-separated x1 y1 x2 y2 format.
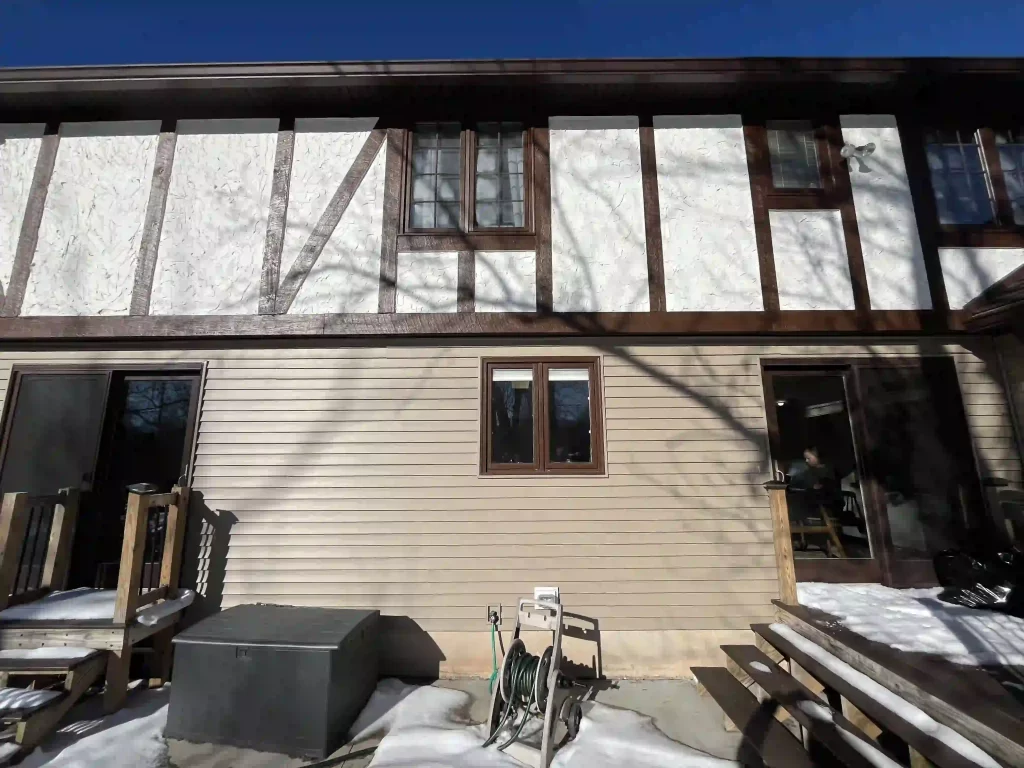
788 446 835 491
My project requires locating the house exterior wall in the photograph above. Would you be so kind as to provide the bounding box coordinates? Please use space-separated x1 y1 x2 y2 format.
0 338 1013 676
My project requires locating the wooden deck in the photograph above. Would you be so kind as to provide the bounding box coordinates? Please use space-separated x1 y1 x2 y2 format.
0 485 193 757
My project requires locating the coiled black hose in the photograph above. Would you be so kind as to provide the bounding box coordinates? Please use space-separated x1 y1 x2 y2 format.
482 647 546 751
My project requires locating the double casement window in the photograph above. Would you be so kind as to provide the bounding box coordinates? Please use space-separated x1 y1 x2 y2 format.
405 122 530 233
480 359 604 476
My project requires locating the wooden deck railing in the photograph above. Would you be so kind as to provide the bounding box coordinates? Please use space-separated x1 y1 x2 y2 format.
0 485 189 623
0 488 79 610
113 486 190 625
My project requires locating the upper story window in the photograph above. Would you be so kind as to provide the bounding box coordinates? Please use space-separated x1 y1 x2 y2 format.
474 123 526 228
922 125 1024 242
995 129 1024 225
405 122 531 233
767 121 823 190
925 130 996 226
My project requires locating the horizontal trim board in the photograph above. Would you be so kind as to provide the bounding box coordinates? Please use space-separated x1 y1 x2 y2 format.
0 310 967 340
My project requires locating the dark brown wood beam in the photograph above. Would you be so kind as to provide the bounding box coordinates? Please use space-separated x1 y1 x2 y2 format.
276 128 386 314
532 126 553 313
130 119 177 316
827 123 872 315
377 128 404 314
743 123 781 313
0 309 965 342
2 124 59 318
258 117 294 315
638 121 667 312
457 250 474 313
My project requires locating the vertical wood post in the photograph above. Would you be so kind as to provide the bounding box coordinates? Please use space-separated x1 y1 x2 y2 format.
0 493 30 610
160 485 190 598
113 491 150 624
41 487 79 591
764 480 798 605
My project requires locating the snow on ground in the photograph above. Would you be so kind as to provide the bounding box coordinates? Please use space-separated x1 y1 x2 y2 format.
17 687 169 768
771 623 1001 768
351 679 737 768
797 582 1024 666
0 588 194 627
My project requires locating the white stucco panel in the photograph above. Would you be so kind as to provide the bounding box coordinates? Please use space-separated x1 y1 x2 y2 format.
0 125 44 296
770 209 855 310
939 247 1024 309
475 250 536 312
151 119 277 315
841 115 931 310
24 122 159 316
550 117 649 312
653 116 762 311
288 120 385 314
396 251 459 313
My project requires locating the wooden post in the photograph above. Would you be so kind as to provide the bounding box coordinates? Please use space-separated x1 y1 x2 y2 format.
764 480 798 605
103 645 132 713
0 492 30 610
112 491 151 625
159 486 189 598
40 487 79 591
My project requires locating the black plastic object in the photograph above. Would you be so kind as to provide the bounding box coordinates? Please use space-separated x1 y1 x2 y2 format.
934 548 1024 618
165 604 380 758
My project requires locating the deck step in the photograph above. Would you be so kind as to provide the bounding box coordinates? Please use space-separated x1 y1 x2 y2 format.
691 666 819 768
0 688 64 719
0 649 102 676
753 623 1002 768
722 644 901 768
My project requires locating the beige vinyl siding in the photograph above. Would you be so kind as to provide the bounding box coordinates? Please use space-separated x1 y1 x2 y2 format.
0 337 1017 672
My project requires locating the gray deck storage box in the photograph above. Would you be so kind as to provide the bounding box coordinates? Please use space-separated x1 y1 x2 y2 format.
166 604 379 758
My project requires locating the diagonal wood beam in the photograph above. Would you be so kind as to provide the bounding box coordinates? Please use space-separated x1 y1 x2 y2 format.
276 129 386 314
259 118 295 315
2 124 59 318
130 120 177 316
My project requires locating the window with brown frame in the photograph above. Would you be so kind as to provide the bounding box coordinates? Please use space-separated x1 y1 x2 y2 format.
748 118 848 206
404 122 533 235
480 358 604 476
923 127 1024 244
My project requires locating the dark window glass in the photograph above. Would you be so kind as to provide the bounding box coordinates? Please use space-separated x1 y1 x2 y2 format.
410 122 461 229
995 129 1024 225
925 130 996 225
548 368 592 463
770 373 871 560
490 369 533 463
767 122 821 189
476 123 525 228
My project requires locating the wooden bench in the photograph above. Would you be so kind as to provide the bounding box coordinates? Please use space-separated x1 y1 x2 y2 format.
723 643 905 768
754 623 996 768
692 666 820 768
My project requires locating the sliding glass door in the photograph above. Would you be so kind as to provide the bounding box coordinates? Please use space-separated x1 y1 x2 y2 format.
763 357 987 586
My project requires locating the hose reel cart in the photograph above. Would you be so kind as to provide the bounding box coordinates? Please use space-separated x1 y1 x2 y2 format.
484 597 583 768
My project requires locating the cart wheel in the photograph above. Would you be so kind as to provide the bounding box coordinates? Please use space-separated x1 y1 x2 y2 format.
565 701 583 740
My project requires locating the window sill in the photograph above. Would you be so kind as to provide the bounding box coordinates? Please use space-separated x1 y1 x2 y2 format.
937 227 1024 248
397 232 537 251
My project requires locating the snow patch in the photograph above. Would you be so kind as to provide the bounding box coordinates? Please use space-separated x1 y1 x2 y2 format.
797 582 1024 666
19 688 169 768
749 661 772 674
0 588 194 627
0 648 94 660
795 699 833 722
771 623 1001 768
353 679 737 768
0 688 60 713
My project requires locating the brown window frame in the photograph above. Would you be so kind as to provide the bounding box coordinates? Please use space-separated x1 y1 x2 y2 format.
918 124 1024 248
480 357 605 476
397 123 532 236
401 123 535 238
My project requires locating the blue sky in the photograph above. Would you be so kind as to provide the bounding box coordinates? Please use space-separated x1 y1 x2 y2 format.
1 1 1022 67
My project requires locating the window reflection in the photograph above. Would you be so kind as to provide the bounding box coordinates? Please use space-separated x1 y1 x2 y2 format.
548 368 592 463
490 369 534 464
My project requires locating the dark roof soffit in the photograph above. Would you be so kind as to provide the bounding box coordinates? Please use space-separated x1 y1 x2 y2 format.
2 57 1023 93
